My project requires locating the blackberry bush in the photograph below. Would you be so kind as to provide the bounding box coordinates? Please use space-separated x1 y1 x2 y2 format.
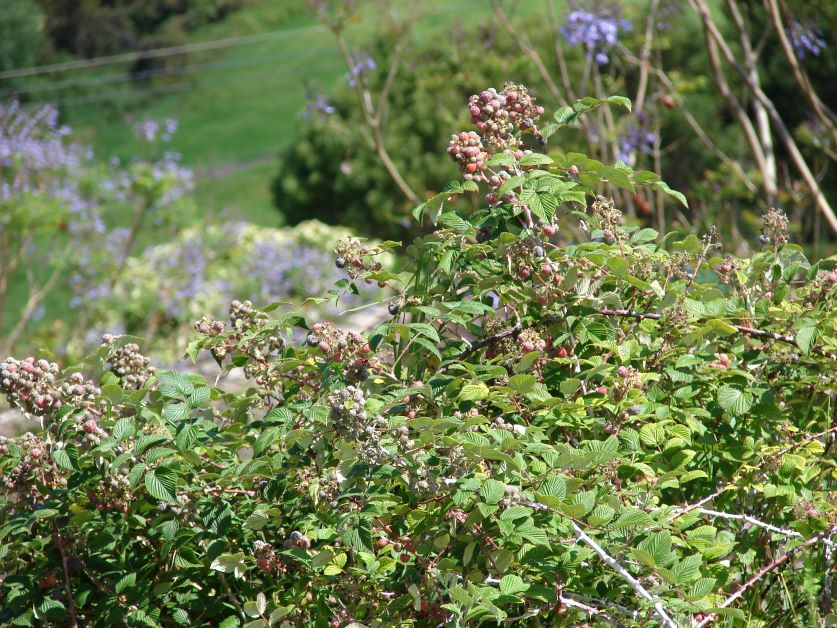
1 86 836 627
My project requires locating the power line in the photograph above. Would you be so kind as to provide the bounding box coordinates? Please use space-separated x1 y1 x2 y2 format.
0 49 307 97
0 24 326 81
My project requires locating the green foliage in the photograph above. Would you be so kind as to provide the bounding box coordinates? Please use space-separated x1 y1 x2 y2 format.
273 29 542 241
2 92 836 627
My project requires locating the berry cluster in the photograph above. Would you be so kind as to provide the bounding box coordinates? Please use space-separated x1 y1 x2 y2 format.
449 83 546 208
282 530 312 550
468 84 544 147
517 329 547 354
101 335 154 390
0 432 66 493
195 301 285 375
253 540 286 574
334 238 383 281
447 131 489 181
0 357 101 417
86 474 133 513
612 364 643 400
590 195 625 243
759 207 789 247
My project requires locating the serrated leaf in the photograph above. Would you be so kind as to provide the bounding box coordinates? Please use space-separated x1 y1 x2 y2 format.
480 479 506 505
499 574 529 595
611 508 652 529
717 386 754 415
460 382 489 401
145 466 177 502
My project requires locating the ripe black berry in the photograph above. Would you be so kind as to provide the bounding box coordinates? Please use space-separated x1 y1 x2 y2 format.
388 303 400 316
335 256 347 269
306 334 319 347
533 245 545 258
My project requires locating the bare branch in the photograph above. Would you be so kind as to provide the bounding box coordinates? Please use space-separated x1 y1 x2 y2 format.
689 0 837 234
693 531 833 627
571 521 679 628
766 0 837 131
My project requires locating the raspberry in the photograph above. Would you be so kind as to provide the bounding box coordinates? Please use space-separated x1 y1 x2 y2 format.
388 303 400 316
616 366 629 378
568 165 580 176
306 334 319 347
83 419 97 434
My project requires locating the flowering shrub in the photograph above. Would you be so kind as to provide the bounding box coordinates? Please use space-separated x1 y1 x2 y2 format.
68 220 388 359
1 86 836 627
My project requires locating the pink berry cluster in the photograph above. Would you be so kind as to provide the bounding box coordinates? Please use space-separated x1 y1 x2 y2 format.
612 364 643 400
468 83 544 147
759 207 789 247
253 540 286 574
101 334 155 390
0 357 100 416
449 83 546 207
516 329 547 353
0 432 66 493
447 131 489 181
306 322 379 383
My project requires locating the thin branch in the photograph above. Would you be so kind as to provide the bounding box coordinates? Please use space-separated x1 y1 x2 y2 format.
693 531 832 627
634 0 660 114
766 0 837 131
617 42 759 195
571 521 679 628
491 0 568 107
691 508 836 548
54 524 78 627
544 0 577 102
597 308 837 361
725 0 777 201
689 0 837 234
688 0 771 201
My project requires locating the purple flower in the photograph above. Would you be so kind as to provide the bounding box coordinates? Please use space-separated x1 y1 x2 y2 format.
131 117 179 142
304 94 337 120
345 54 376 87
787 19 826 60
617 119 656 165
560 3 631 66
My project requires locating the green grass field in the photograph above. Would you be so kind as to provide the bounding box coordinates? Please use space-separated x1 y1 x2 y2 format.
50 0 538 222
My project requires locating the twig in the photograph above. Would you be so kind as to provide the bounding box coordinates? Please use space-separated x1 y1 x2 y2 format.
571 522 679 628
218 572 246 620
691 508 836 549
689 0 837 234
693 531 832 627
54 524 78 627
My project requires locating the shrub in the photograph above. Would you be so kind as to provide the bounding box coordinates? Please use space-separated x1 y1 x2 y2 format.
1 86 835 627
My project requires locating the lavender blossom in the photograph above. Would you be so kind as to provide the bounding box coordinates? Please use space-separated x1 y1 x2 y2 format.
345 54 376 87
787 20 826 60
132 117 179 142
304 94 337 120
560 3 631 66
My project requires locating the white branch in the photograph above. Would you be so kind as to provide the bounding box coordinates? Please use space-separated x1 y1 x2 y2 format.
695 508 836 548
571 522 679 628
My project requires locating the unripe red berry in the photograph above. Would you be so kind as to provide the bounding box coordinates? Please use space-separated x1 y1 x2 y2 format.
596 386 608 394
543 224 556 237
557 347 568 358
518 267 530 279
616 366 629 378
256 557 270 571
83 419 97 434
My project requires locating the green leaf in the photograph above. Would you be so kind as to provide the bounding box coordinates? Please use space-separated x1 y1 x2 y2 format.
717 385 754 415
499 574 529 595
115 573 136 594
145 466 177 502
611 508 652 530
211 552 248 579
460 382 489 401
479 479 506 505
113 417 135 442
688 577 717 599
794 320 818 354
